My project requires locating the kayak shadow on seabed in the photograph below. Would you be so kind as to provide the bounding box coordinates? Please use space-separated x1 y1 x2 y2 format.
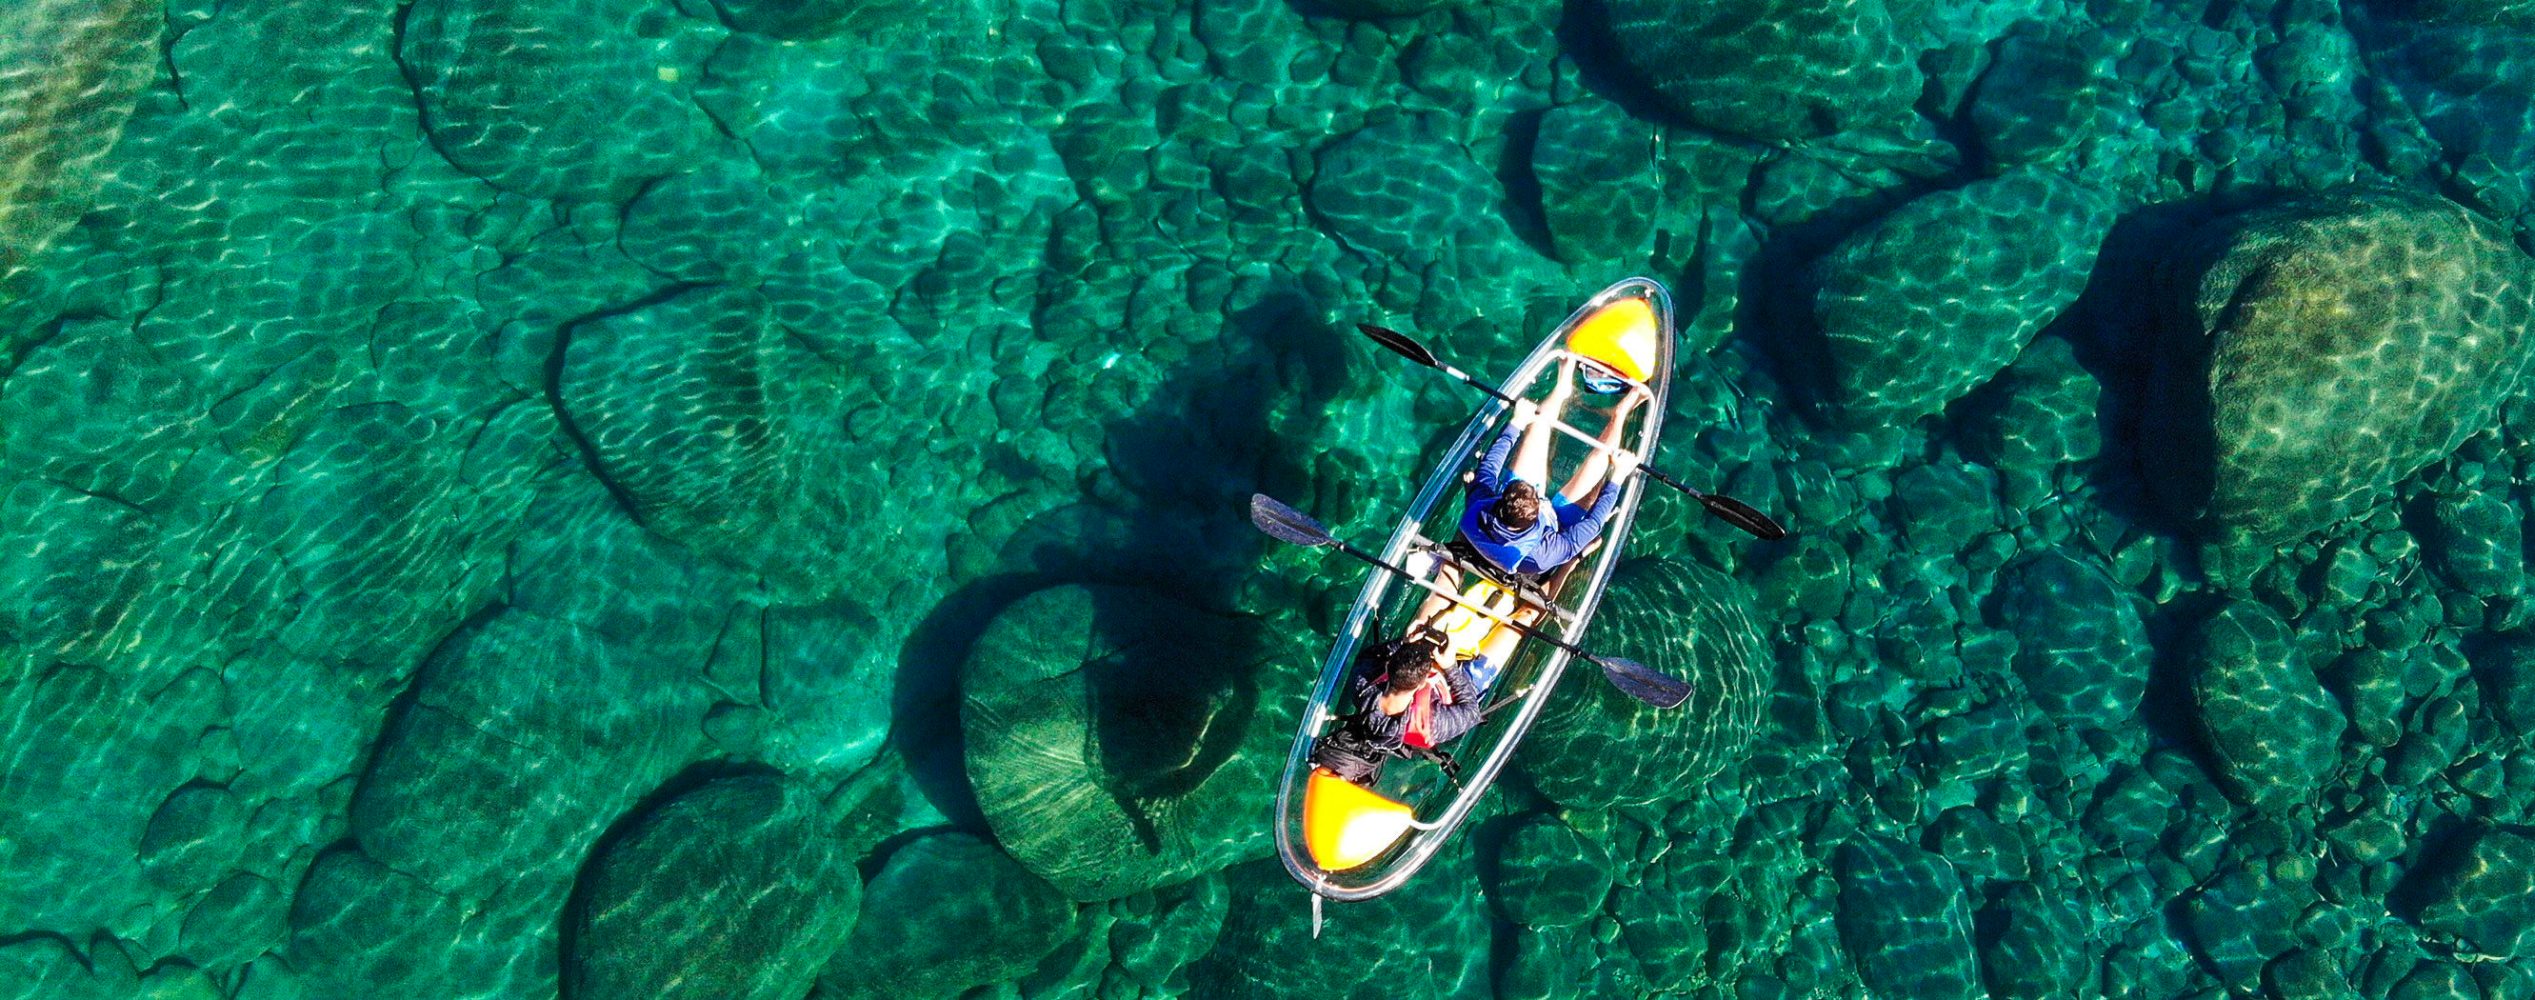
890 285 1357 840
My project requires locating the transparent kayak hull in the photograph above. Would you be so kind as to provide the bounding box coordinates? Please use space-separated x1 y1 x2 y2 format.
1272 277 1675 901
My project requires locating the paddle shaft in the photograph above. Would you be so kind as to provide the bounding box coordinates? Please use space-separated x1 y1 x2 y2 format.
1322 537 1608 668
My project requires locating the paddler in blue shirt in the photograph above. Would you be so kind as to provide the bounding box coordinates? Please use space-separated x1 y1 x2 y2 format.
1430 359 1645 595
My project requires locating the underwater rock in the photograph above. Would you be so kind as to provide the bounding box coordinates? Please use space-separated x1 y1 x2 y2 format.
815 833 1078 999
1979 880 2082 996
1601 0 1917 143
1616 843 1737 991
0 660 222 934
1488 813 1614 928
2428 490 2526 599
0 0 161 279
0 317 211 516
2184 860 2310 990
138 783 247 894
1969 337 2104 506
2266 948 2358 1000
1836 836 1980 999
1531 96 1660 265
552 282 889 599
2414 825 2535 958
1810 169 2115 428
556 284 787 559
1996 551 2150 727
2471 634 2535 733
2190 601 2344 815
1967 21 2113 168
350 609 713 901
1307 114 1506 264
962 584 1287 901
0 936 142 999
1073 874 1230 998
2378 0 2535 29
619 164 794 285
2149 188 2535 546
1517 559 1769 809
1305 0 1450 15
567 774 858 1000
285 850 468 994
1190 851 1489 1000
0 478 161 666
1500 925 1592 1000
400 0 716 201
710 0 874 37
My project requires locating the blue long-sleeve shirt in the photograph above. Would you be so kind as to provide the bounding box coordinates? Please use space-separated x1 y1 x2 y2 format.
1459 421 1617 575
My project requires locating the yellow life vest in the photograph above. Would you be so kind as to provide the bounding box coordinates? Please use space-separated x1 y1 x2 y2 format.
1428 578 1507 660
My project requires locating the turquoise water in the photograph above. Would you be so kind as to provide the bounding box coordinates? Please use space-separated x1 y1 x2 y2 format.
6 0 2535 995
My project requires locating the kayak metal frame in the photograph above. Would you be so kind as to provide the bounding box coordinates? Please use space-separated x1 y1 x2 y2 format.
1272 277 1674 903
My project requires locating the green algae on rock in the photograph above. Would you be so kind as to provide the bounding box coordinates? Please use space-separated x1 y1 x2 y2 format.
816 833 1078 1000
2150 188 2535 548
1810 169 2115 429
567 773 859 1000
1516 559 1768 809
962 584 1288 901
1600 0 1918 143
2190 600 2345 815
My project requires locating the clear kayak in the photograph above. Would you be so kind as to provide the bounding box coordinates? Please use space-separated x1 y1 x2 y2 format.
1272 277 1675 902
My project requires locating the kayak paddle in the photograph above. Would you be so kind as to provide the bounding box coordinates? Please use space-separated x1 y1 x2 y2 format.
1355 323 1790 541
1248 494 1694 710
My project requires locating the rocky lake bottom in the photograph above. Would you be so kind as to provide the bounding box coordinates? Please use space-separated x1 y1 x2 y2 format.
8 0 2535 997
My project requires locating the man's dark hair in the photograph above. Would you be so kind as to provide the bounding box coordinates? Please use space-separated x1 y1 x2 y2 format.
1384 632 1443 692
1492 480 1541 531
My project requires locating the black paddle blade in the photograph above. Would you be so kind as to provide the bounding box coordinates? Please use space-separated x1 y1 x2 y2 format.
1354 323 1440 369
1699 494 1789 541
1249 493 1337 547
1596 656 1693 709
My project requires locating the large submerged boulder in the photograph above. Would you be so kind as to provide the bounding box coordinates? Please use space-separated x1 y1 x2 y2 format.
566 774 859 1000
962 584 1289 901
1601 0 1918 143
2149 189 2535 546
1516 559 1769 809
1810 169 2115 428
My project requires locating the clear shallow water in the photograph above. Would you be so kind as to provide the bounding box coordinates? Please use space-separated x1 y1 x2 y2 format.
5 0 2535 996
